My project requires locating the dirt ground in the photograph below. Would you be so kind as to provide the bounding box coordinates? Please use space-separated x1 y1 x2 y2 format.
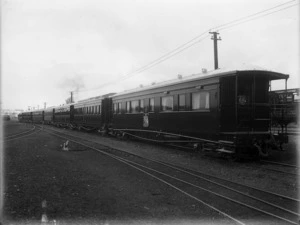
1 121 299 224
2 121 234 225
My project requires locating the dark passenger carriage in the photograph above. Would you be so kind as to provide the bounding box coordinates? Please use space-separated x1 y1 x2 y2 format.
44 107 55 125
112 74 219 139
72 93 115 131
111 67 288 157
53 104 72 127
32 110 44 123
73 96 102 130
18 112 32 122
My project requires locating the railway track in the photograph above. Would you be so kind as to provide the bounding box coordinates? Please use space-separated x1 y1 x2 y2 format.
259 160 299 177
2 125 39 142
261 160 299 169
41 125 299 225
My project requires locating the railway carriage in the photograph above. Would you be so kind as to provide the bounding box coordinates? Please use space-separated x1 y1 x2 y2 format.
269 88 299 129
32 110 44 123
53 104 73 127
44 107 55 125
111 67 289 158
18 112 32 122
72 93 115 131
17 66 290 159
73 96 102 130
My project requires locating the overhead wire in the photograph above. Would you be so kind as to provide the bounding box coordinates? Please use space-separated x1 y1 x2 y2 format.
211 0 296 31
77 33 209 93
76 0 298 94
218 3 299 31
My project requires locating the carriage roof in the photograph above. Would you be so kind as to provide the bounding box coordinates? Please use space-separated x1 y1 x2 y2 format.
112 65 289 98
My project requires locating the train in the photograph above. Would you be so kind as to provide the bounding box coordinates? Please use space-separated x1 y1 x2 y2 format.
18 67 291 159
269 88 299 127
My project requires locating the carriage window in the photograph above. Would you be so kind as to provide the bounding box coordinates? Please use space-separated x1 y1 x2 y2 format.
192 92 210 110
161 96 173 111
140 99 144 112
131 100 139 113
126 101 131 113
118 102 122 114
113 103 117 114
179 94 185 111
149 98 155 112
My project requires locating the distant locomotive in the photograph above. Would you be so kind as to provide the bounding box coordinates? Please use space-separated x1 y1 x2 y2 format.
18 67 290 159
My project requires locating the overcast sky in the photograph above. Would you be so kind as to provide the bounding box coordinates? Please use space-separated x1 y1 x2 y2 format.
2 0 299 110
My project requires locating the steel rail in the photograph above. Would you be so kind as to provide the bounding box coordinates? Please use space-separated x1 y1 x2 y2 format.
115 156 299 225
261 160 299 169
4 125 35 139
2 126 41 142
44 129 245 225
154 160 299 216
262 167 299 176
42 125 300 203
44 128 298 225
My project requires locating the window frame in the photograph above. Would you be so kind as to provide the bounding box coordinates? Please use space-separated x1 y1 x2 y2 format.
161 96 174 112
139 99 144 113
113 103 117 114
149 98 155 112
178 94 186 111
118 102 122 114
131 100 140 113
126 101 131 113
191 91 210 111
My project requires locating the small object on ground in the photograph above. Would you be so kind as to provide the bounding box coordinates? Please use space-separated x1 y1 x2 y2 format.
62 140 69 151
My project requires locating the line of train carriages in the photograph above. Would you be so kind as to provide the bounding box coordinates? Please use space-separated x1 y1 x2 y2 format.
19 67 291 159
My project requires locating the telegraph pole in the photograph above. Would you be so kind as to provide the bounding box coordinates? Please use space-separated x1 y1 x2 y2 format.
209 31 221 69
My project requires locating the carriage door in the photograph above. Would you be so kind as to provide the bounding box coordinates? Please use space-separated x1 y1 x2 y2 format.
236 73 269 132
220 76 236 132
